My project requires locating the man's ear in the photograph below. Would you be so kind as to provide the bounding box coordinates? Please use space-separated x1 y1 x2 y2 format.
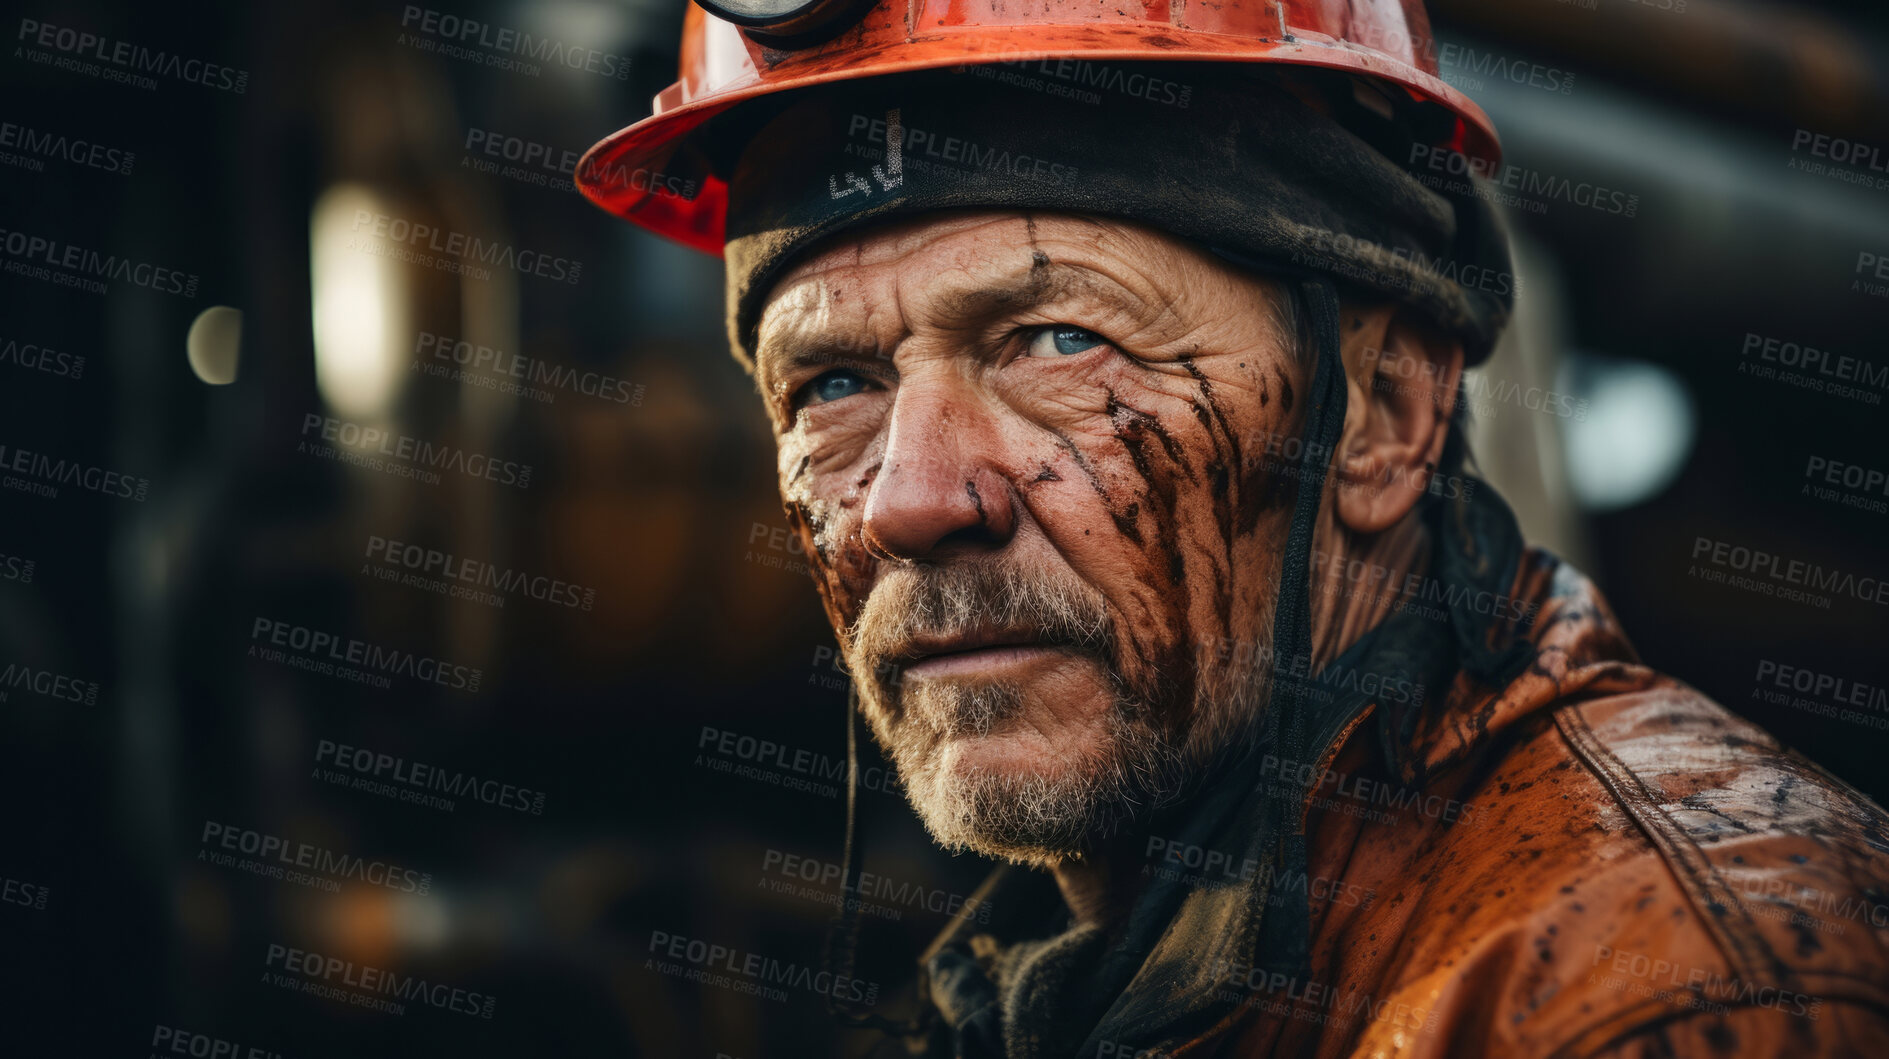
1332 306 1465 534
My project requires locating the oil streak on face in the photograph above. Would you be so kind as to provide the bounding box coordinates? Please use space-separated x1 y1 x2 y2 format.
754 211 1307 863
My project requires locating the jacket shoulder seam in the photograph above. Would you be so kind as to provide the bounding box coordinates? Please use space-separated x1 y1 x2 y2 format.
1549 701 1785 989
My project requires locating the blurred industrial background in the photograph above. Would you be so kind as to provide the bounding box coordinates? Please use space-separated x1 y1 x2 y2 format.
1 0 1885 1054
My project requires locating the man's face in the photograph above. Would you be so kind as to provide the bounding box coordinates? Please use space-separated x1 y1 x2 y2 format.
754 211 1307 865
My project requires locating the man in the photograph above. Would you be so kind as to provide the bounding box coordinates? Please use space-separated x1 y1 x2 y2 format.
579 2 1889 1055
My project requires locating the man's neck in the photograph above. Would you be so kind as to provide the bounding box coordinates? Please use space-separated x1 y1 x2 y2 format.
1050 834 1150 938
1309 511 1433 672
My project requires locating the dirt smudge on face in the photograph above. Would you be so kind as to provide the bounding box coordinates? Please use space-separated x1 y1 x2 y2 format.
841 460 881 510
783 498 869 639
1100 388 1205 716
1046 425 1142 545
1177 356 1242 636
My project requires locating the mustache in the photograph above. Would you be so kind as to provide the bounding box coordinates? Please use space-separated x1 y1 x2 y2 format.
848 557 1117 681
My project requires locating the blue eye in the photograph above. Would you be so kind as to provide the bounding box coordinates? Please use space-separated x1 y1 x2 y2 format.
799 369 871 407
1025 326 1106 358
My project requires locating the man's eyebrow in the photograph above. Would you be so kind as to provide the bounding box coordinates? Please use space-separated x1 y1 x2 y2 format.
928 260 1129 329
755 260 1145 390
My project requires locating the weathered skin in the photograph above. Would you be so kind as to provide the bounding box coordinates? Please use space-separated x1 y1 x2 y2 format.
753 209 1463 924
751 209 1889 1055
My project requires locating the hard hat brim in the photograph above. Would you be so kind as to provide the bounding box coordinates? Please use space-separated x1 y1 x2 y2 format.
576 22 1500 257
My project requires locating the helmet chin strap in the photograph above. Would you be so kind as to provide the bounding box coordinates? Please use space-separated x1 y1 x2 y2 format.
820 274 1349 1032
1248 275 1349 979
824 681 933 1034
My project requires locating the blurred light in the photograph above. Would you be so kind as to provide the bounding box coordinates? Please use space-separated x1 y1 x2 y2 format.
310 184 407 418
1560 355 1696 512
393 890 451 951
185 305 242 385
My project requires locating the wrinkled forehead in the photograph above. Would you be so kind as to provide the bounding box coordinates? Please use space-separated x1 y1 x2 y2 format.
758 209 1139 315
754 208 1227 336
753 212 1220 398
770 210 1044 289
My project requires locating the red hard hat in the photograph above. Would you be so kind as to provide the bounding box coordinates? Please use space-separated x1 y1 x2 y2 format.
577 0 1499 255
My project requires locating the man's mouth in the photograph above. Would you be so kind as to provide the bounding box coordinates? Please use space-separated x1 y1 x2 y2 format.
897 628 1070 681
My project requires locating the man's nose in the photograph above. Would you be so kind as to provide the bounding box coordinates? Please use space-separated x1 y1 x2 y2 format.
861 382 1016 560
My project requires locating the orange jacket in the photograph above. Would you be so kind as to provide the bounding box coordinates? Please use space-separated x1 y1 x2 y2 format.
1180 552 1889 1057
910 550 1889 1058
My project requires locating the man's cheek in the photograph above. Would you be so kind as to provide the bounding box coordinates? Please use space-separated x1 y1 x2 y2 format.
785 502 874 624
1065 540 1188 708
